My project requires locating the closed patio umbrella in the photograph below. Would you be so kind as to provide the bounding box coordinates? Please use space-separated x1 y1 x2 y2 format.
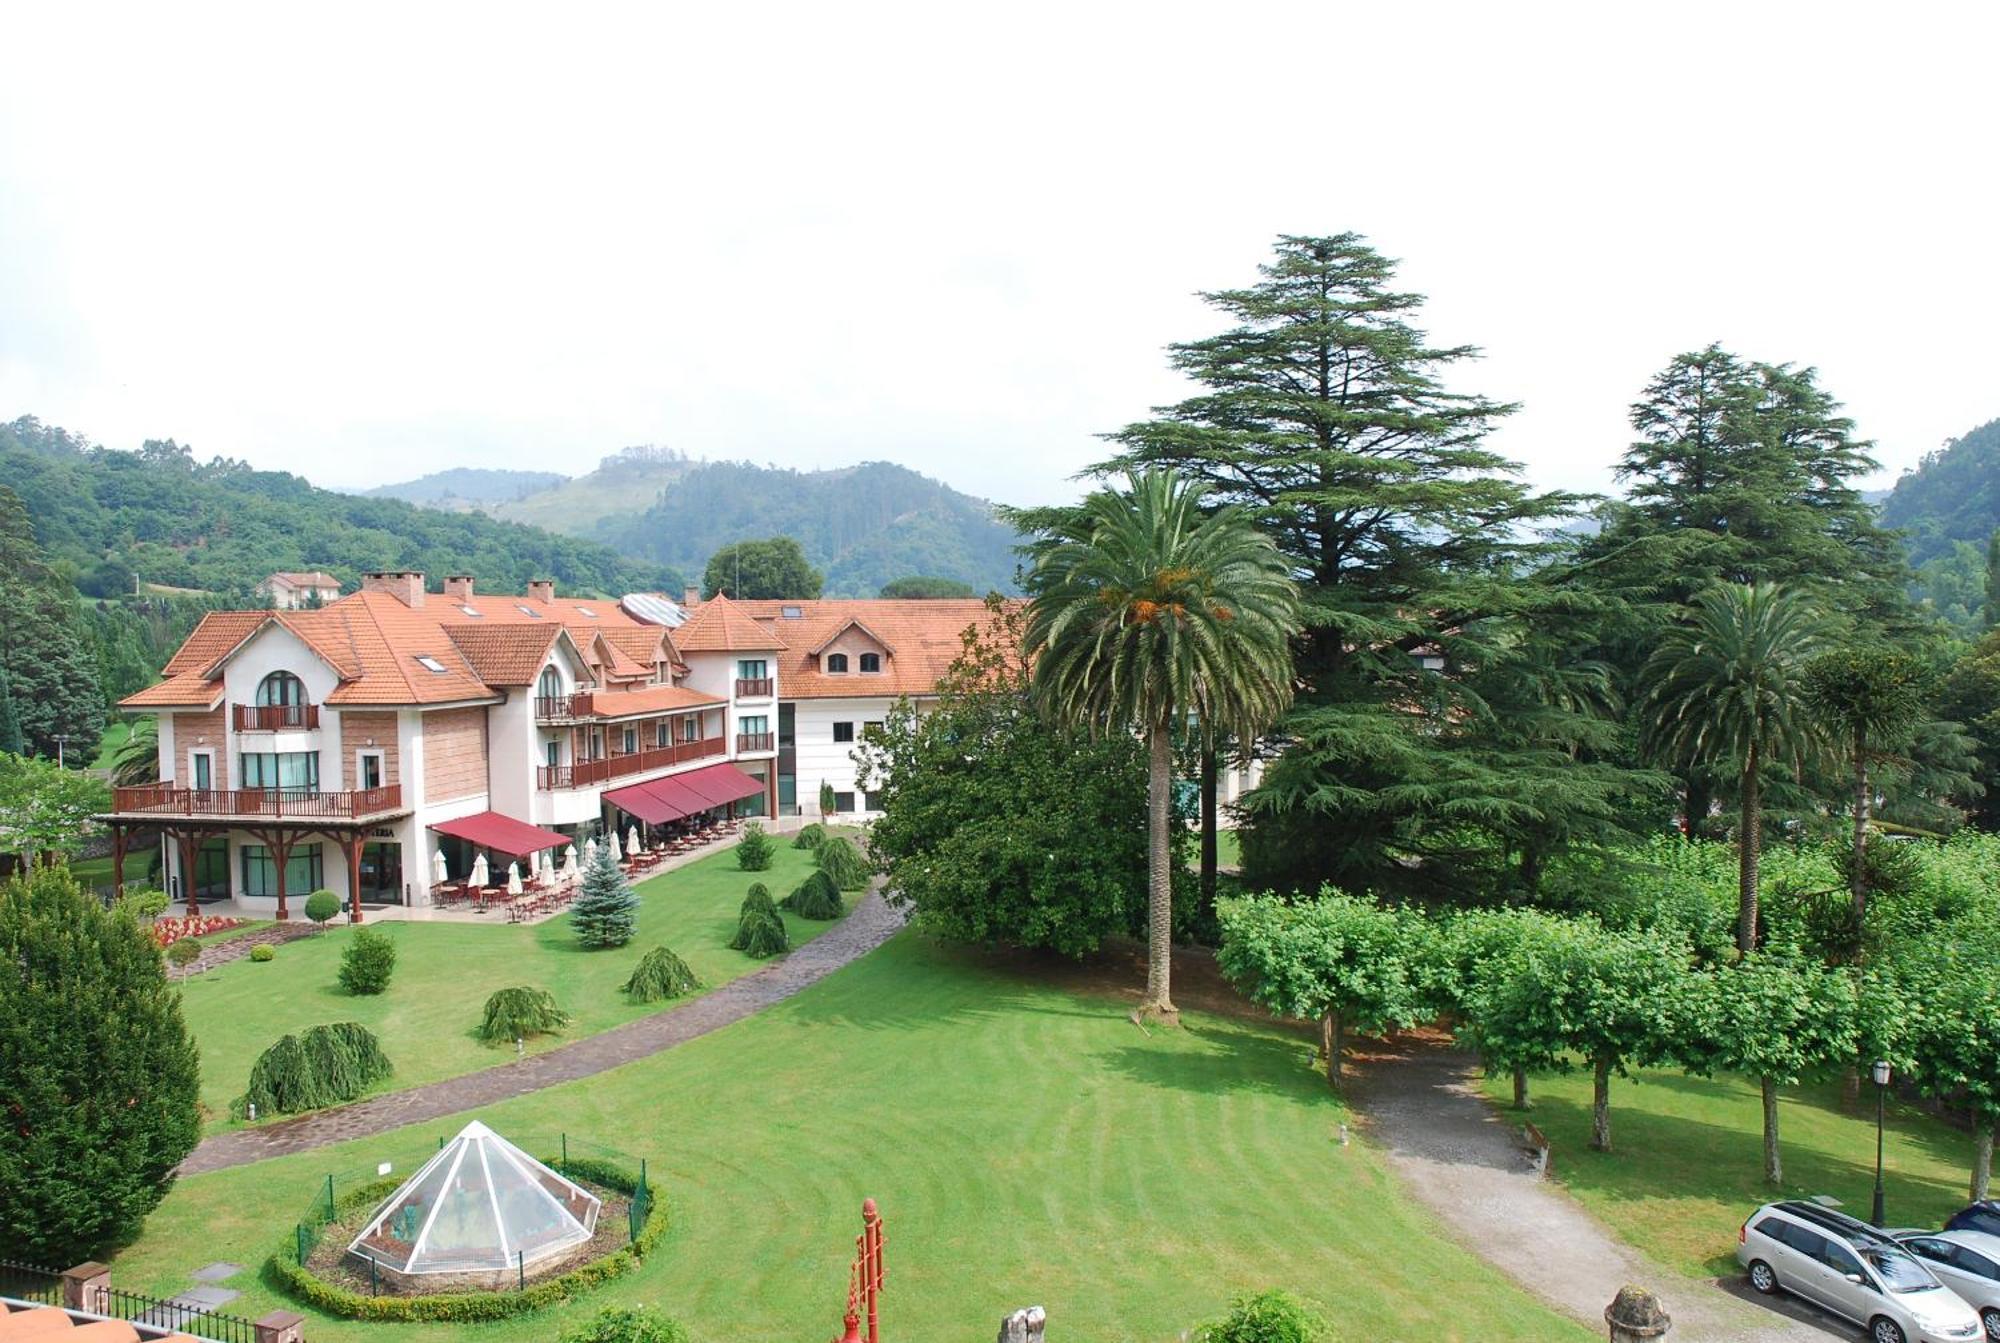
583 837 597 867
431 849 448 884
560 846 579 882
505 862 522 895
609 830 623 861
469 852 490 889
627 824 641 855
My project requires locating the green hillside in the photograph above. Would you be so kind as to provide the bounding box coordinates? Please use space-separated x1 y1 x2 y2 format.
1882 416 2000 566
491 445 694 532
362 466 566 511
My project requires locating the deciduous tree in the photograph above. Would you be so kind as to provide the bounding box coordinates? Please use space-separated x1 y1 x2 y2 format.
702 536 824 600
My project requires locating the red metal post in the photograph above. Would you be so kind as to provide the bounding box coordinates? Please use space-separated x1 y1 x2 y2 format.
862 1198 883 1343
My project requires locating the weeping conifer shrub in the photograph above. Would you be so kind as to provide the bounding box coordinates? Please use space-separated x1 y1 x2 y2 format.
479 986 571 1042
791 822 826 851
782 869 844 920
814 836 871 892
622 945 703 1002
729 883 789 958
235 1022 392 1118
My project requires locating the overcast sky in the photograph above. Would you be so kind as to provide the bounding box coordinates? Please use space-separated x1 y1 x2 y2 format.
3 2 1995 510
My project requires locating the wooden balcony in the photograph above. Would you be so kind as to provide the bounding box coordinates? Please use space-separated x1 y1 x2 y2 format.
232 702 320 731
735 677 774 698
107 783 405 821
737 732 775 753
536 736 725 790
535 693 587 721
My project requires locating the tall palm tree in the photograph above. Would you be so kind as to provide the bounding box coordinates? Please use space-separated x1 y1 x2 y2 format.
1021 470 1300 1020
1640 583 1830 954
109 717 160 787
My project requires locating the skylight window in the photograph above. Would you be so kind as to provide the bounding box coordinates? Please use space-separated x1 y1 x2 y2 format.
460 605 483 617
415 655 448 673
781 606 803 619
577 607 597 617
517 605 543 619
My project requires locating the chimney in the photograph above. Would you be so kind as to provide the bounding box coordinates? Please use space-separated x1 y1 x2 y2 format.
682 585 701 608
443 574 475 602
526 578 555 603
362 570 425 608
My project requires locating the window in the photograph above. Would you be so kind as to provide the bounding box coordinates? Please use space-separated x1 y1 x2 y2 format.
545 740 560 768
622 727 638 754
859 652 881 673
738 659 768 679
832 721 854 743
833 790 856 813
415 655 448 673
241 751 319 795
740 715 768 736
682 717 699 742
516 605 544 618
537 666 562 700
358 752 383 790
189 751 213 791
1859 1246 1933 1293
459 605 483 617
781 605 802 619
241 842 322 897
778 702 795 746
577 606 597 618
655 721 669 748
1818 1241 1865 1278
255 670 305 706
825 653 849 673
1950 1245 2000 1282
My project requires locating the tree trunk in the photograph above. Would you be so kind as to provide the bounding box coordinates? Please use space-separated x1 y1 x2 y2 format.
1851 739 1870 926
1590 1056 1612 1152
1512 1065 1532 1111
1974 1124 1993 1203
1762 1076 1783 1186
1200 743 1218 909
1140 721 1176 1022
1321 1009 1345 1090
1685 774 1715 839
1738 747 1762 955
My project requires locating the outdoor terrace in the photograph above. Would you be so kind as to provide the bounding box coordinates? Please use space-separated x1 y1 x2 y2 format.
105 783 407 822
536 735 725 790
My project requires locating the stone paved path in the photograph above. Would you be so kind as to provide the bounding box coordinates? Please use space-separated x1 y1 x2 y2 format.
165 921 320 980
1348 1035 1856 1343
179 887 906 1176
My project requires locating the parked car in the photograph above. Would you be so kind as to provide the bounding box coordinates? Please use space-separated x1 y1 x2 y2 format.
1894 1231 2000 1341
1738 1199 1983 1342
1947 1204 2000 1241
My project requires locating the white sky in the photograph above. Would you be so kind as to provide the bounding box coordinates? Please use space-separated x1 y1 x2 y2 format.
2 1 1995 510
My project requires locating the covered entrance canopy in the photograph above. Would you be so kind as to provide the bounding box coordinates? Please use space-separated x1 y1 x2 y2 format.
679 763 764 807
431 811 570 857
603 780 685 825
604 763 764 824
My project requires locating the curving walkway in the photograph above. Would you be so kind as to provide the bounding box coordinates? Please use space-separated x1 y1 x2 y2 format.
179 887 906 1176
1347 1035 1854 1343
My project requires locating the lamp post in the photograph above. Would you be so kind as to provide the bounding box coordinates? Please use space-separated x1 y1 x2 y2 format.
1872 1059 1892 1226
52 733 74 768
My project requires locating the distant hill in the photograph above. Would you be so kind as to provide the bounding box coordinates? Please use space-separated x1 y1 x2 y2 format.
1882 417 2000 566
364 467 567 511
491 446 695 532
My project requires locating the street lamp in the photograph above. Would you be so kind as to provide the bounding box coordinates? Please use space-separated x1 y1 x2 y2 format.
52 733 74 768
1872 1059 1892 1226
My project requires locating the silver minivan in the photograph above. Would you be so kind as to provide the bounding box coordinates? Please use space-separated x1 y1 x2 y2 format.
1896 1230 2000 1340
1739 1200 1983 1343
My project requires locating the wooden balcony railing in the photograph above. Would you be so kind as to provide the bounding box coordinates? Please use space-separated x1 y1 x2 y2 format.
232 702 320 731
534 693 587 721
536 736 725 790
736 732 775 753
109 783 403 820
735 677 774 698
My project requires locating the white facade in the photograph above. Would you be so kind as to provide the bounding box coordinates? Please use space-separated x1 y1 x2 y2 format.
791 695 904 819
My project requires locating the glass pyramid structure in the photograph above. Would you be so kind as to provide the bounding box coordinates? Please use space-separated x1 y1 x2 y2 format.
348 1120 602 1275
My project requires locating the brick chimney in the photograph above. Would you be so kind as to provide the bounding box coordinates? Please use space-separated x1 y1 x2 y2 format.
526 578 555 603
362 571 425 607
442 574 475 602
682 585 701 608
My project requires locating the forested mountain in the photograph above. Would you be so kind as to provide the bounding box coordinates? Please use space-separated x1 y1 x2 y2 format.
0 417 678 599
362 467 566 511
1882 417 2000 566
591 460 1020 596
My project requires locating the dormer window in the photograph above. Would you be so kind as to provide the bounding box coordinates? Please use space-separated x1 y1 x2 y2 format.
825 653 848 674
537 666 562 700
859 653 881 674
415 655 448 673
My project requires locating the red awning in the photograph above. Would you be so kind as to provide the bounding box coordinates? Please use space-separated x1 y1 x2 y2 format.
647 776 715 816
605 780 687 825
430 811 570 857
681 762 766 805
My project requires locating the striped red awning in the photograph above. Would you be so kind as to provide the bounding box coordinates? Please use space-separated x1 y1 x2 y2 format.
680 762 765 806
430 811 570 857
604 780 686 825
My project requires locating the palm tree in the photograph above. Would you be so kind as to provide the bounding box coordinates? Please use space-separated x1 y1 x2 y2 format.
1640 583 1830 954
1021 470 1300 1020
110 717 160 787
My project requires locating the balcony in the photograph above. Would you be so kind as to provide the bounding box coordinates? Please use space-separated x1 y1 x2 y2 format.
108 783 404 821
735 677 773 698
232 702 320 731
737 732 775 753
535 693 589 721
536 735 725 790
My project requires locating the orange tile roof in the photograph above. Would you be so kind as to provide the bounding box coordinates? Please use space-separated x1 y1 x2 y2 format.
430 594 644 635
264 570 342 588
121 611 265 708
730 598 1006 699
599 625 675 665
671 593 788 652
582 685 725 719
445 624 570 686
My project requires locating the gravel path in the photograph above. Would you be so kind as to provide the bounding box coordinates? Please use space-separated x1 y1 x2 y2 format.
1348 1035 1856 1343
179 887 905 1176
165 921 320 979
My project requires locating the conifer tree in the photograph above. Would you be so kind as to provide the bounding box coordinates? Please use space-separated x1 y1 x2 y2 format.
572 843 638 949
0 487 105 760
0 672 22 756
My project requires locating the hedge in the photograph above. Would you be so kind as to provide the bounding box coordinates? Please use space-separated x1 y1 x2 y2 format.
268 1155 667 1323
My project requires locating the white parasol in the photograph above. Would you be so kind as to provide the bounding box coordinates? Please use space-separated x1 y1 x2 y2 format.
505 861 522 895
627 825 641 855
431 849 448 884
583 836 597 867
469 852 490 888
608 830 623 861
561 846 579 882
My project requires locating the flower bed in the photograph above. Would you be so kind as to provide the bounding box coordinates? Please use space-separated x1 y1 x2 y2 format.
151 914 243 947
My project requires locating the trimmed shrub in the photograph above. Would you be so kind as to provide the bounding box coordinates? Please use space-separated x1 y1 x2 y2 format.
815 836 871 892
1196 1290 1335 1343
338 927 396 994
235 1021 392 1118
166 938 203 967
782 869 844 920
791 822 826 851
303 889 340 927
819 780 837 817
622 946 702 1003
573 843 639 949
729 884 788 958
117 887 170 920
479 985 570 1042
249 943 276 963
559 1305 691 1343
736 822 774 871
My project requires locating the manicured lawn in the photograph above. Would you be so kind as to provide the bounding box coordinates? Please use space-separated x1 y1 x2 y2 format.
180 838 841 1130
1481 1068 1981 1278
92 719 132 769
117 934 1595 1342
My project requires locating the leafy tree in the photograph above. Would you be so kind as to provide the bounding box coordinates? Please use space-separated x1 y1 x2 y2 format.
1901 945 2000 1200
879 575 976 599
303 889 341 927
1939 629 2000 829
1681 954 1858 1185
1432 908 1572 1109
0 751 109 865
1195 1289 1332 1343
1799 649 1931 921
1216 890 1419 1090
622 946 702 1003
736 822 774 871
166 938 202 968
337 927 397 994
0 864 200 1262
557 1303 691 1343
0 672 22 756
0 487 104 760
858 598 1166 957
572 843 639 948
1986 528 2000 632
702 536 824 600
1640 584 1831 952
1019 470 1299 1021
478 986 569 1041
1880 416 2000 568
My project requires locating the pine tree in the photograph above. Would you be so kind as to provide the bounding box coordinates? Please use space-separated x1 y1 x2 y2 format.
0 487 104 760
571 843 638 949
0 672 22 756
1984 528 2000 631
